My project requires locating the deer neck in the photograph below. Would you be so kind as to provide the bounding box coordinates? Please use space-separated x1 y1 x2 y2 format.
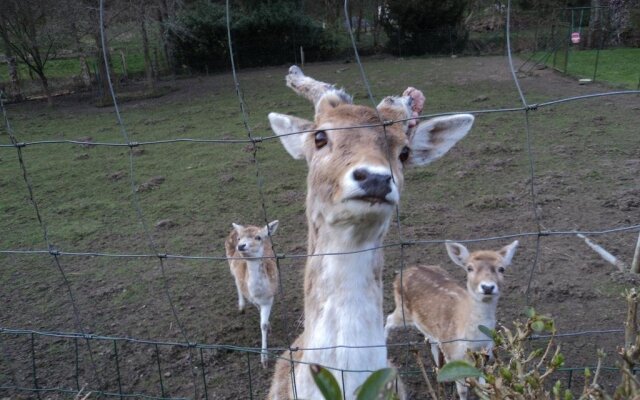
462 295 499 343
302 206 391 359
244 257 267 292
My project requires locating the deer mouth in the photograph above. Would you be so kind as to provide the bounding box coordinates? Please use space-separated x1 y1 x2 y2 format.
347 195 393 205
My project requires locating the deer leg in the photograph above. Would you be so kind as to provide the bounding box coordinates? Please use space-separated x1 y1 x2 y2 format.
455 379 469 400
260 300 273 368
233 276 246 313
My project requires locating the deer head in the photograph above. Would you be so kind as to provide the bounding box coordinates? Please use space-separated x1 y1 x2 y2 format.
269 66 474 244
445 240 519 302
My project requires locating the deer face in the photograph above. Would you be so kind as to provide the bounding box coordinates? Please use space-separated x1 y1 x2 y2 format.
232 221 279 259
446 241 519 302
268 67 475 229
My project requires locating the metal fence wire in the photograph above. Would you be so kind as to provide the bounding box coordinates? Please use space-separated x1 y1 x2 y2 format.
1 0 640 399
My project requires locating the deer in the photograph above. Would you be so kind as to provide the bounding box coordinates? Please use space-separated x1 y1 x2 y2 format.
266 65 475 399
225 220 279 368
384 240 519 400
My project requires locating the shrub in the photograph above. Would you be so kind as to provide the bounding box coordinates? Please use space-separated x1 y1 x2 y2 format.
169 1 337 72
380 0 469 55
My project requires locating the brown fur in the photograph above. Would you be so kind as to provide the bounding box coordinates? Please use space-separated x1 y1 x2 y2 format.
268 67 474 399
225 226 278 300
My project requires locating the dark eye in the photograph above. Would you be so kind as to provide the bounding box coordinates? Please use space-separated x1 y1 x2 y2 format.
467 267 473 272
255 236 262 241
399 146 410 162
498 267 505 273
315 130 328 149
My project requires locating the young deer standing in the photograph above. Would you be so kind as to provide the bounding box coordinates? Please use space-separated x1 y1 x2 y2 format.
225 220 279 368
385 240 519 400
266 66 475 399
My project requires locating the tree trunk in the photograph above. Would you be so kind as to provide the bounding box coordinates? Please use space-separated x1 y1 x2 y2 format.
0 24 23 101
140 11 156 92
79 54 92 88
608 0 640 45
372 0 381 48
355 1 363 42
71 22 92 88
587 0 602 49
36 70 53 107
94 32 113 105
157 0 179 76
5 55 23 101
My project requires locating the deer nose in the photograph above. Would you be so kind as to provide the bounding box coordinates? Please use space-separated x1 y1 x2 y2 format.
481 284 495 295
237 243 246 251
352 168 392 200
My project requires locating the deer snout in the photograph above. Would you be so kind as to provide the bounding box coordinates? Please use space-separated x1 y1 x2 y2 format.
352 168 392 201
480 283 496 295
237 243 247 252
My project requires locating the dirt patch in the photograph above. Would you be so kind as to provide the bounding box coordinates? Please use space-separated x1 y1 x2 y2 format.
136 175 166 192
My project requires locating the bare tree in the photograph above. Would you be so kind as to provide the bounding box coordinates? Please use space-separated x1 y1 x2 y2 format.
0 19 23 101
155 0 183 76
0 0 67 106
131 0 156 91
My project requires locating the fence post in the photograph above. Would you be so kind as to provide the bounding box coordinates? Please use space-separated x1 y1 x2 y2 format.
631 231 640 273
30 333 42 400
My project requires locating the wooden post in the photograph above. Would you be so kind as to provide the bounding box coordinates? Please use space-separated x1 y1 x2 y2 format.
631 231 640 273
119 50 128 81
621 289 639 395
300 46 305 67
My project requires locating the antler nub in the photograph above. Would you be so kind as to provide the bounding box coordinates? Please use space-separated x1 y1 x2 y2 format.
285 65 352 114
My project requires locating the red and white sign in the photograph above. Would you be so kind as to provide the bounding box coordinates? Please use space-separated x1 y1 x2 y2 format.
571 32 581 44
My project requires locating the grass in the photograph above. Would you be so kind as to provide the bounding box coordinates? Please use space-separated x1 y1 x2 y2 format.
535 47 640 89
0 51 150 82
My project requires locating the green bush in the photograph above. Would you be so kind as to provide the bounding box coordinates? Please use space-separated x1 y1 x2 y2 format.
169 1 337 72
381 0 469 55
169 1 230 71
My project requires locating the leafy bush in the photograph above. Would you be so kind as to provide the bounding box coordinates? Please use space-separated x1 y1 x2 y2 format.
169 1 336 72
438 289 640 399
169 1 229 71
380 0 469 55
311 364 400 400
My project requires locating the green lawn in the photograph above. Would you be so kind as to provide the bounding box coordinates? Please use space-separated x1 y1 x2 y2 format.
537 47 640 89
0 51 148 82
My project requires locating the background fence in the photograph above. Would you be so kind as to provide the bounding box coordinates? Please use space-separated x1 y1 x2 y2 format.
1 0 640 398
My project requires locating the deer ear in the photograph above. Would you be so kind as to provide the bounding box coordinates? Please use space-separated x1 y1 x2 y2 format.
265 220 279 236
232 223 244 233
407 114 474 166
268 113 313 160
498 240 519 267
445 241 470 268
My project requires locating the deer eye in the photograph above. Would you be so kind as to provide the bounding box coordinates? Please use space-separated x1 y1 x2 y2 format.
314 131 328 149
498 267 505 273
467 266 473 272
255 235 262 241
399 146 410 163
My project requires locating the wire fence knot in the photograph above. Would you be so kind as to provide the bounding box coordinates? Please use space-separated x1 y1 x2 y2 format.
128 141 140 148
526 103 539 111
48 246 60 256
13 142 26 148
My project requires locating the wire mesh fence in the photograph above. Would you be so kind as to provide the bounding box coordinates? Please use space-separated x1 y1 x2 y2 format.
1 0 640 398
